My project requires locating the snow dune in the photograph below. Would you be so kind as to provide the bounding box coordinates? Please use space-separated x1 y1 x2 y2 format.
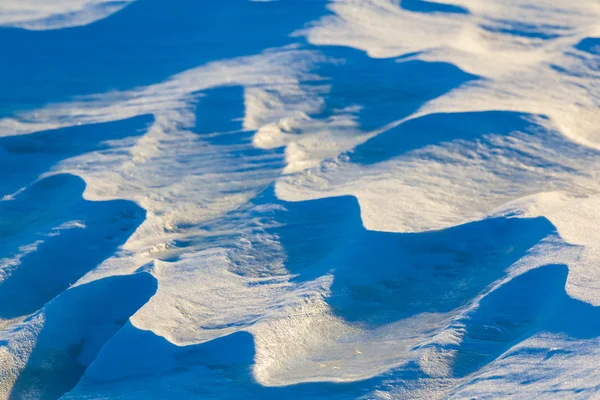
0 0 600 398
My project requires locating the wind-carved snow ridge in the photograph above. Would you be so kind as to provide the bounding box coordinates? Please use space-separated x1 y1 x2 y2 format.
1 0 600 398
302 0 600 148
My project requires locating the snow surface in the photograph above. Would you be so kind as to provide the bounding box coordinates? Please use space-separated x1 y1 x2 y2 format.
0 0 135 30
0 0 600 398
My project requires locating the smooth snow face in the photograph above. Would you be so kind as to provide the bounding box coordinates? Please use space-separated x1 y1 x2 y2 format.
1 0 600 399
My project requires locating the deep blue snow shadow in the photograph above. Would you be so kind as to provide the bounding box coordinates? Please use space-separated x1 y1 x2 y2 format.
400 0 469 15
306 48 477 132
70 324 382 399
0 115 153 197
575 37 600 55
9 272 157 400
452 264 600 377
192 85 285 172
0 174 145 319
255 190 556 327
0 0 328 118
348 111 542 165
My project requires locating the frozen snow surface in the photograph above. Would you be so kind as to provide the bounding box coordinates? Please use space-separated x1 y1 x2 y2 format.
1 0 600 398
0 0 135 30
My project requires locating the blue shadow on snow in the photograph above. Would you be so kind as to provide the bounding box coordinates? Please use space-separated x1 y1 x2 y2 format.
0 174 145 319
9 272 157 400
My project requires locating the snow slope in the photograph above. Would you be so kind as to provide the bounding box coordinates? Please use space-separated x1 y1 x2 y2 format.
0 0 599 398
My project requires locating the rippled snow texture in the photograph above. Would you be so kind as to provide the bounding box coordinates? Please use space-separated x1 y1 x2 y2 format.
1 0 600 399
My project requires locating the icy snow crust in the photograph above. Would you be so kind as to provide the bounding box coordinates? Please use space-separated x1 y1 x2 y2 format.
1 0 600 398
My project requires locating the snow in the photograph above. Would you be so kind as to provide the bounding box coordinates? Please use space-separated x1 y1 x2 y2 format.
0 0 135 30
0 0 600 398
